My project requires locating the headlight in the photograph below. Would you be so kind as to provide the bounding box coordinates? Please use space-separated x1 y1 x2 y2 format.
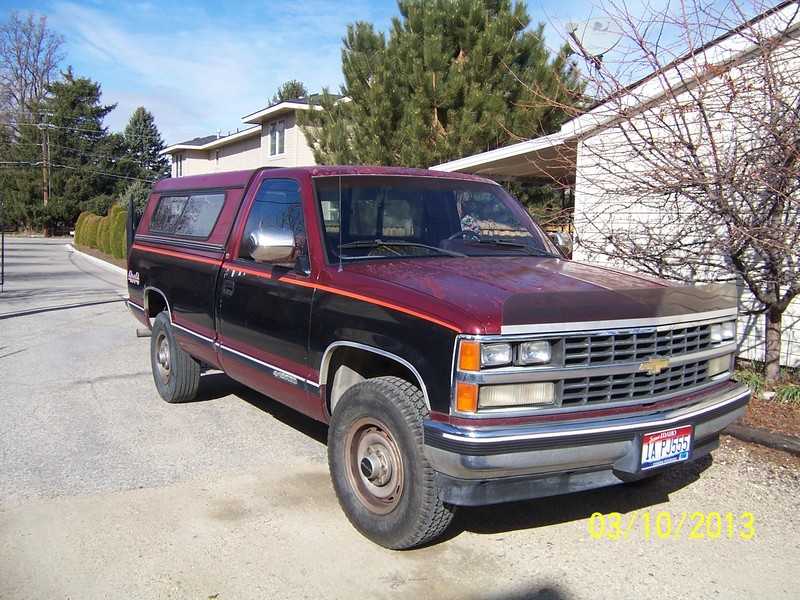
519 340 552 365
481 343 513 367
710 321 737 343
459 339 555 370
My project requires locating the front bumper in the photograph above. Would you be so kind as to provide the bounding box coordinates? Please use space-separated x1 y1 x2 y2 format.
423 381 750 506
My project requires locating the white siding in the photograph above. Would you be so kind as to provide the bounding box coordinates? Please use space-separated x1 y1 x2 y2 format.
260 113 317 168
181 150 211 177
216 134 261 172
572 33 800 368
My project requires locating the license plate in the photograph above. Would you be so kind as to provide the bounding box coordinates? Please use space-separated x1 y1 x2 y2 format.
641 425 692 470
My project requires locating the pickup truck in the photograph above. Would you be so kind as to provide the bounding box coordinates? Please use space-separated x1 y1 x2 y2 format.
126 165 750 549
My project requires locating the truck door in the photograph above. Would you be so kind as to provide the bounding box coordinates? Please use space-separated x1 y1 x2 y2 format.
217 177 317 418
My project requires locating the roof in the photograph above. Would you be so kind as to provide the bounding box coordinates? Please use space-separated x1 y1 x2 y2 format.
161 126 261 155
162 94 338 155
431 131 577 183
242 94 334 125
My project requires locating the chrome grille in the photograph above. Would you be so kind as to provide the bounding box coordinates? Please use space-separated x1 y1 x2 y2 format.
561 361 710 407
563 325 711 366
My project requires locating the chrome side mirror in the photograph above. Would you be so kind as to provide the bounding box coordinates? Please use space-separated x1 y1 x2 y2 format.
248 228 296 263
550 231 573 257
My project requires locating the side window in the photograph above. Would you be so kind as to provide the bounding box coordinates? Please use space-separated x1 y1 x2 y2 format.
149 192 225 238
239 178 305 266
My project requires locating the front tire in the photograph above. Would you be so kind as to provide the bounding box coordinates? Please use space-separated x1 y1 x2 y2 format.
328 376 455 549
150 311 201 403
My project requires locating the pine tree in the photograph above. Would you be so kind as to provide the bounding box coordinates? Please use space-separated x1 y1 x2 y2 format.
271 80 308 104
42 69 120 229
123 106 169 181
0 68 124 233
301 0 578 167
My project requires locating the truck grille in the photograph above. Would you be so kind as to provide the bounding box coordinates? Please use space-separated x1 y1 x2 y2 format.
563 324 712 366
562 361 710 407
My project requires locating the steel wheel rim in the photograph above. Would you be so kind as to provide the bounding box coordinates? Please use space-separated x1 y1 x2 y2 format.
345 417 403 515
154 331 171 385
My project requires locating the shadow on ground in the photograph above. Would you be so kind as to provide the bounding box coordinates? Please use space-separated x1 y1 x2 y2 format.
190 370 712 544
194 371 328 445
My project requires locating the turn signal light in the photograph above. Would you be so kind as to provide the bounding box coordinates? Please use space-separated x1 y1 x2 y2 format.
458 341 480 372
456 382 479 413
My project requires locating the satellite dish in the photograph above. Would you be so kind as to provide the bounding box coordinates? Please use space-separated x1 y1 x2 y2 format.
566 17 622 66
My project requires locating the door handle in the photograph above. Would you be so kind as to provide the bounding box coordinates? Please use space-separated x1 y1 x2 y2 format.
222 279 235 296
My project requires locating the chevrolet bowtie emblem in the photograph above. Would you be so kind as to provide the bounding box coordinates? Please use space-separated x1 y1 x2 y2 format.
640 357 670 375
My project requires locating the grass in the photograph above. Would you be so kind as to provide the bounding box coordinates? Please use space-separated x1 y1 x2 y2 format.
733 361 800 405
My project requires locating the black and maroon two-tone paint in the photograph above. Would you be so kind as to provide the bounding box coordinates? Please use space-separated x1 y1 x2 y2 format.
127 166 749 549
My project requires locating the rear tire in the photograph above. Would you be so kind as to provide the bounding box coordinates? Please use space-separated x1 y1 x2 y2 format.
328 376 455 549
150 312 200 403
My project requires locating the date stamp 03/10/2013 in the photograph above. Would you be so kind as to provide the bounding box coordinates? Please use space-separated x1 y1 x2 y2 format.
589 511 755 540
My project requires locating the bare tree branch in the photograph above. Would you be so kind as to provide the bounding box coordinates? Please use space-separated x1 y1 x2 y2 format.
535 0 800 380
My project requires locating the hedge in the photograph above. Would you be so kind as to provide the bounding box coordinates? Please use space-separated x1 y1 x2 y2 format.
82 215 102 249
96 216 110 254
74 212 92 246
111 208 127 259
73 205 128 260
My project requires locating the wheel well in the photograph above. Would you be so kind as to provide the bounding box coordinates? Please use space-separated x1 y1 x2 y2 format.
325 345 424 415
145 289 168 324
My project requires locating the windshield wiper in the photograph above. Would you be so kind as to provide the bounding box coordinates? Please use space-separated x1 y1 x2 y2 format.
464 239 560 257
338 239 466 258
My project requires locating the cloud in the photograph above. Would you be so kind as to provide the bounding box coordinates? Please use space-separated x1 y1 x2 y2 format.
43 0 395 143
37 0 612 144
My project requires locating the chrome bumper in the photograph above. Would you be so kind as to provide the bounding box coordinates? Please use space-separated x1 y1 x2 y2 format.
423 381 750 506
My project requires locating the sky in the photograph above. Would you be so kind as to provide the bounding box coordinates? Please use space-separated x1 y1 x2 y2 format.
5 0 599 145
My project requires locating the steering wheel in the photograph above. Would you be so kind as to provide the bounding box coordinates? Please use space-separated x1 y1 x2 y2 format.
446 230 481 241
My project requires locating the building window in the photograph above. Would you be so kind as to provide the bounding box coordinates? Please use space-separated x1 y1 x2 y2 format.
269 120 285 156
176 153 184 177
215 149 220 166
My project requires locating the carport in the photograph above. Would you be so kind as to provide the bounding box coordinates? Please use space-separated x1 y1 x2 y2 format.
432 129 580 240
431 130 578 186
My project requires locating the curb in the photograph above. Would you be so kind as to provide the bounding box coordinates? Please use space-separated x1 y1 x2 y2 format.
65 244 127 277
723 424 800 457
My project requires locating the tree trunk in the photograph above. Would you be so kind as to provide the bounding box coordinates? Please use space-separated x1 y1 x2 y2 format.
763 306 783 383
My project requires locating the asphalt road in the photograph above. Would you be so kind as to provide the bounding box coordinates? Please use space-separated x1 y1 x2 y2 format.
1 237 798 599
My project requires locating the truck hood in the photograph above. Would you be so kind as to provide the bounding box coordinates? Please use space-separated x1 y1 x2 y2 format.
341 257 736 335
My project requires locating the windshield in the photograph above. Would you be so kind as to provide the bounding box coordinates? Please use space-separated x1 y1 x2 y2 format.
314 175 560 262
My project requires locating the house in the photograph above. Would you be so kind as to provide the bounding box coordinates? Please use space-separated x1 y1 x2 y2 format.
433 1 800 368
162 97 322 177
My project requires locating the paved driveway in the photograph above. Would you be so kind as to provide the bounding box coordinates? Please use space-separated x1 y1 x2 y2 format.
1 238 798 599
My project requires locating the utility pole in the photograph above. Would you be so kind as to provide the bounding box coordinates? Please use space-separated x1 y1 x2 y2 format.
39 111 54 207
39 112 54 236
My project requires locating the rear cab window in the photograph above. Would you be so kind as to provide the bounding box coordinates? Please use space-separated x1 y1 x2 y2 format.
149 192 226 239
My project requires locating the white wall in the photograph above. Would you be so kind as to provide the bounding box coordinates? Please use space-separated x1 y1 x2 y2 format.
572 33 800 368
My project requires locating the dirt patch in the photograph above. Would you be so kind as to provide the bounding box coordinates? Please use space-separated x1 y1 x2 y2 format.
738 394 800 439
721 434 800 472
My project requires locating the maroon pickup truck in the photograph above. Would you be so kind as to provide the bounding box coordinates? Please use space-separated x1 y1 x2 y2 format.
127 165 750 549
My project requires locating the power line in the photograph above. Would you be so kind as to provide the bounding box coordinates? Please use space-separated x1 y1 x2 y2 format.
0 161 156 183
